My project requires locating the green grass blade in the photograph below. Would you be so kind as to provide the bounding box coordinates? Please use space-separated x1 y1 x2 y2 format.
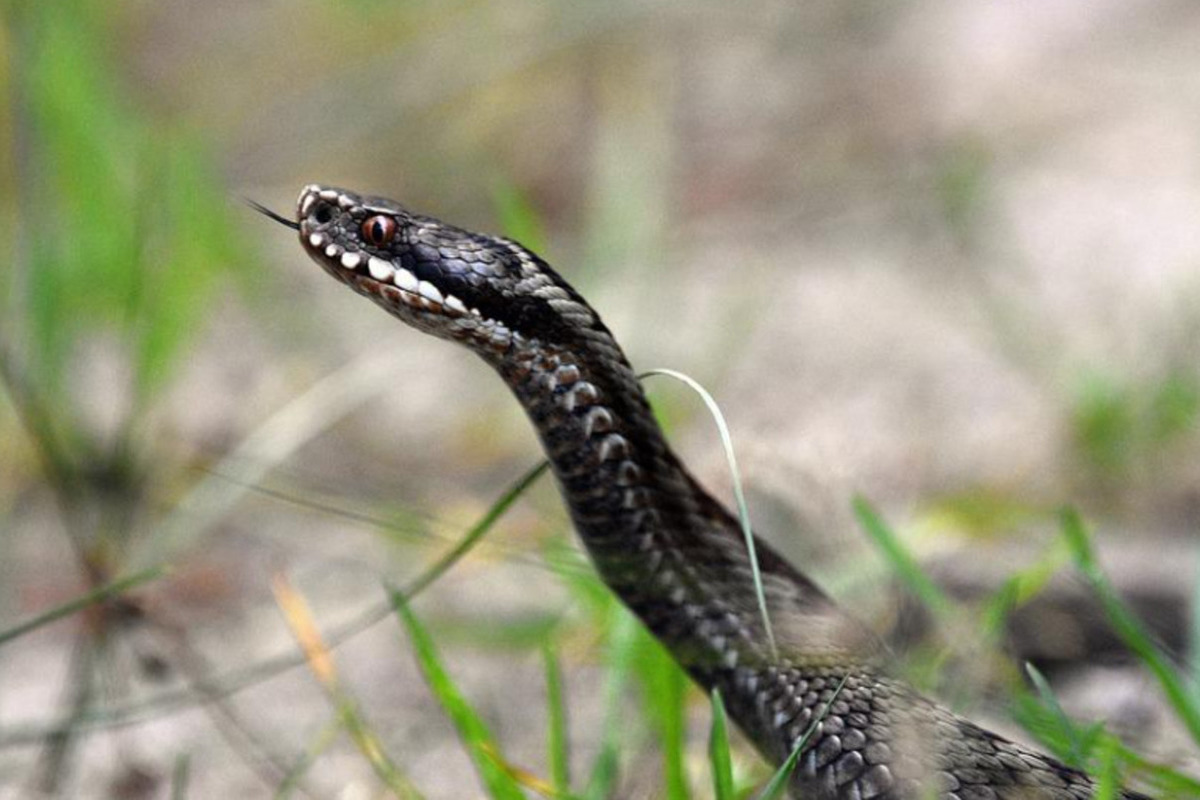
981 542 1068 639
274 717 340 800
331 692 421 798
642 368 777 658
753 744 802 800
492 179 547 254
13 1 243 407
389 590 525 800
1024 662 1085 765
1092 734 1120 800
543 641 572 796
1061 509 1200 746
584 745 620 800
1190 544 1200 706
170 753 190 800
708 691 735 800
398 461 549 599
1010 685 1105 770
0 566 164 648
754 675 850 800
584 606 639 800
0 465 552 746
853 496 950 615
1118 745 1200 798
637 639 689 800
131 138 247 398
0 342 80 499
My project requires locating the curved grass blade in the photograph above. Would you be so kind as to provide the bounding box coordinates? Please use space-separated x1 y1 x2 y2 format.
642 368 777 659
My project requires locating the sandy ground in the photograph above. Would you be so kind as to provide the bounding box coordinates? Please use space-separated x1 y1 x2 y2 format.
2 1 1199 797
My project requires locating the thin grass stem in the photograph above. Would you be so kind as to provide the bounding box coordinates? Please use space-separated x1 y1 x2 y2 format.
641 368 777 659
0 567 165 649
1061 509 1200 746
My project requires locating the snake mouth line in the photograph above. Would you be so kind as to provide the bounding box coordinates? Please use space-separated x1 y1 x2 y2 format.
276 182 1154 800
301 226 476 318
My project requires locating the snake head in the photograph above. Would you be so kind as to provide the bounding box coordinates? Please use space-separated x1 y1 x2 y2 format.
296 184 598 352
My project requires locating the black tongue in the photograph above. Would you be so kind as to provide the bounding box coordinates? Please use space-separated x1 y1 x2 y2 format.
243 197 300 230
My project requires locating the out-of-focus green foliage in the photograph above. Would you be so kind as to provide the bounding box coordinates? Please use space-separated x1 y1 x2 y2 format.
493 178 547 255
1071 369 1200 483
1062 510 1200 748
0 3 255 787
935 139 992 247
7 0 248 416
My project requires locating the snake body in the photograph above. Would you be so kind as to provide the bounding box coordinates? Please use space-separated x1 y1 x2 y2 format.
286 184 1147 799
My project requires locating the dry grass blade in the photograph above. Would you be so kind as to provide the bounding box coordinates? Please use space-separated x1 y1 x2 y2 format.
0 463 554 747
134 351 412 570
272 574 423 799
642 368 777 659
480 742 564 798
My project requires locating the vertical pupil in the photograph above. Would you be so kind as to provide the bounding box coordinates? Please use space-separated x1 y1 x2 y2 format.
363 216 394 246
360 215 397 247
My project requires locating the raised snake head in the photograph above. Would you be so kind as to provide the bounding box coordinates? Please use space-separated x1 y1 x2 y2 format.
295 184 600 354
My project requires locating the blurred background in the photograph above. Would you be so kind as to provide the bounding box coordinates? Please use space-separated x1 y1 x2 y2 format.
1 0 1198 797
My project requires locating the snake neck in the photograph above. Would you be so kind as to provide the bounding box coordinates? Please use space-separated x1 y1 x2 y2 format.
292 184 1149 800
483 325 881 680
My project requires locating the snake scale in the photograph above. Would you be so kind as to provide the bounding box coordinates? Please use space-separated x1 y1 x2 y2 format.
266 184 1150 799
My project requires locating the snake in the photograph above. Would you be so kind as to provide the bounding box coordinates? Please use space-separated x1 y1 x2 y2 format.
259 184 1150 799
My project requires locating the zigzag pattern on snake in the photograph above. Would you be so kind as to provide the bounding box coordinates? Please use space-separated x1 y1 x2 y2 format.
269 184 1149 800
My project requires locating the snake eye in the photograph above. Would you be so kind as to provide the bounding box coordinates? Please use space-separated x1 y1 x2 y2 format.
361 215 396 247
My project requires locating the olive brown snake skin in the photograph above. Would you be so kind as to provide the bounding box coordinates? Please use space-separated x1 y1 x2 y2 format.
268 184 1150 799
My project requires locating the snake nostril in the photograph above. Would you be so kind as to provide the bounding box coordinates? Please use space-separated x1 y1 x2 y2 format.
312 203 334 225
